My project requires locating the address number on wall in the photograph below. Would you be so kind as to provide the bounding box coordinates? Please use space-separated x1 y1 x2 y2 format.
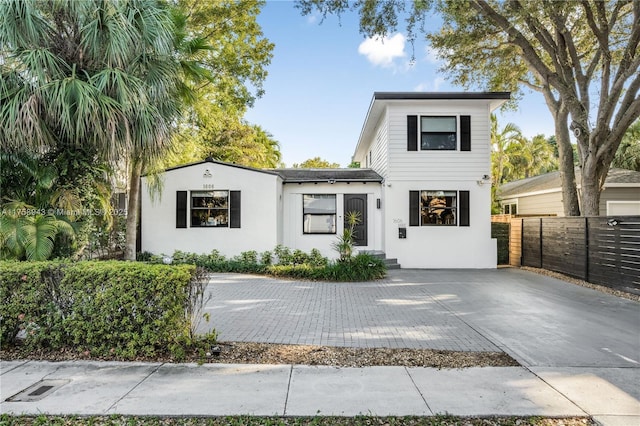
203 184 215 190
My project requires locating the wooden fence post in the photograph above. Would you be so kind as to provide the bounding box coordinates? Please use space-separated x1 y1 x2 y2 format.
539 218 543 269
585 217 590 282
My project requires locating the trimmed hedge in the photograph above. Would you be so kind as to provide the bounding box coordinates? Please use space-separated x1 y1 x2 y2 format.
0 261 215 359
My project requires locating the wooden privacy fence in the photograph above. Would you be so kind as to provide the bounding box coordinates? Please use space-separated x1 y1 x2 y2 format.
511 216 640 295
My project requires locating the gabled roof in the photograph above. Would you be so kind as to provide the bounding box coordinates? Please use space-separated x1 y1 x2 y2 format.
158 158 281 176
497 168 640 199
149 159 383 183
276 168 383 183
354 91 511 160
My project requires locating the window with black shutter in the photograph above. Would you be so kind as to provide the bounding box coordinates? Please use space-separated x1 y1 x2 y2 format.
230 191 241 228
407 115 418 151
459 191 470 226
408 115 472 151
410 190 470 227
460 116 471 151
409 191 420 226
176 191 187 228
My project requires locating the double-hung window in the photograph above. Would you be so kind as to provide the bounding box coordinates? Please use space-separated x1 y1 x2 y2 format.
303 194 336 234
191 190 229 227
421 116 457 150
407 115 471 151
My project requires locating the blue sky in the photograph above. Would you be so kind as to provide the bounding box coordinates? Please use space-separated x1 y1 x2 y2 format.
244 1 554 168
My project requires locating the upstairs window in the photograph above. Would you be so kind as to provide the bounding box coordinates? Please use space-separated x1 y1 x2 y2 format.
407 115 470 151
303 194 336 234
421 116 457 150
191 190 229 227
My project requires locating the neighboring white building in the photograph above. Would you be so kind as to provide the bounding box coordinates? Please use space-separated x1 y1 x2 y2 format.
141 92 510 268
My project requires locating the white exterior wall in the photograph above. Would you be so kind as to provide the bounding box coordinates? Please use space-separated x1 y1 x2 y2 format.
355 99 498 268
387 101 491 180
383 181 496 268
141 162 281 257
282 182 383 259
369 110 389 178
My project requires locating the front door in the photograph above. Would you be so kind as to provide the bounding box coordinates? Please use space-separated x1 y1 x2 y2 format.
344 194 367 246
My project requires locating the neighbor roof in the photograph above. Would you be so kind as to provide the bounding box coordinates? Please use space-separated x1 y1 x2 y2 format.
276 168 383 183
497 168 640 199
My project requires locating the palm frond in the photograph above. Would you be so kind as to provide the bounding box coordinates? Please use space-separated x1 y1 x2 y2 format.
21 214 57 261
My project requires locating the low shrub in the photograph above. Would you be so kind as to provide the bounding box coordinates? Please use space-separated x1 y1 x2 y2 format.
329 253 387 281
0 261 216 359
147 247 386 282
265 253 386 282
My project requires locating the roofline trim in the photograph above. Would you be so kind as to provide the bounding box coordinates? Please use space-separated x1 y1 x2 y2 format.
282 179 383 184
145 159 282 177
373 91 511 100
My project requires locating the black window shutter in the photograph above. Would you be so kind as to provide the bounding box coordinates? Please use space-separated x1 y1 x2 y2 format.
176 191 187 228
459 190 470 226
230 191 241 228
409 191 420 226
460 115 471 151
407 115 418 151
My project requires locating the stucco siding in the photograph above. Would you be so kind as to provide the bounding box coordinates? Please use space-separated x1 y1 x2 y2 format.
281 182 383 259
141 162 280 257
383 180 496 268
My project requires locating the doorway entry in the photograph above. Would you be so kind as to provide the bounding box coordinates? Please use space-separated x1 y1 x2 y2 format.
344 194 368 246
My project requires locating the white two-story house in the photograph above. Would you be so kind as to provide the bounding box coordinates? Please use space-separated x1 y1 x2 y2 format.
141 92 510 268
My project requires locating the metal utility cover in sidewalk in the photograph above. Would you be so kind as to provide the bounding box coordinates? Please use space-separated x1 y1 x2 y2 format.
6 379 70 402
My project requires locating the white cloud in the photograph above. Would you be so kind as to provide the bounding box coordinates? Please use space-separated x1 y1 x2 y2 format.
414 77 447 92
358 33 406 68
413 83 428 92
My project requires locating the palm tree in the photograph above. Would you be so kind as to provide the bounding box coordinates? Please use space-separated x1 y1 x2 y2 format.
506 134 558 181
490 114 525 186
0 152 77 260
0 0 181 260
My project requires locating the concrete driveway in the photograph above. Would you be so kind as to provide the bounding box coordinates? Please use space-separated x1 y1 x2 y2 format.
201 267 639 369
198 267 640 425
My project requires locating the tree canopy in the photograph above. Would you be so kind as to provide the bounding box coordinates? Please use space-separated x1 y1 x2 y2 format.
298 0 640 216
0 0 275 260
292 157 341 168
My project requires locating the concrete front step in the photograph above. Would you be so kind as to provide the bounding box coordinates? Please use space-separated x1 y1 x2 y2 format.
359 250 401 269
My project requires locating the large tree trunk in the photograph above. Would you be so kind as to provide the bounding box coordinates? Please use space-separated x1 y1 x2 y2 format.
580 159 602 216
545 94 581 216
555 114 581 216
124 158 142 261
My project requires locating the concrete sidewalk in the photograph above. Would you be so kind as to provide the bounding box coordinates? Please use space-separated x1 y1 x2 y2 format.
1 360 638 425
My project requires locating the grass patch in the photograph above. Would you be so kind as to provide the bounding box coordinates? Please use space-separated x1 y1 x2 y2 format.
0 415 594 426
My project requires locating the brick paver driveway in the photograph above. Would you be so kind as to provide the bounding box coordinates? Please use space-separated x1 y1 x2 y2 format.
199 268 640 368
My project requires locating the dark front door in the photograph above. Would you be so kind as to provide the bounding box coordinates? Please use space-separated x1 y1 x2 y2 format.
344 194 367 246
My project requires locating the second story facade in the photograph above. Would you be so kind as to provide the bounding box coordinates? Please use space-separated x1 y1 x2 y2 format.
352 92 510 268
